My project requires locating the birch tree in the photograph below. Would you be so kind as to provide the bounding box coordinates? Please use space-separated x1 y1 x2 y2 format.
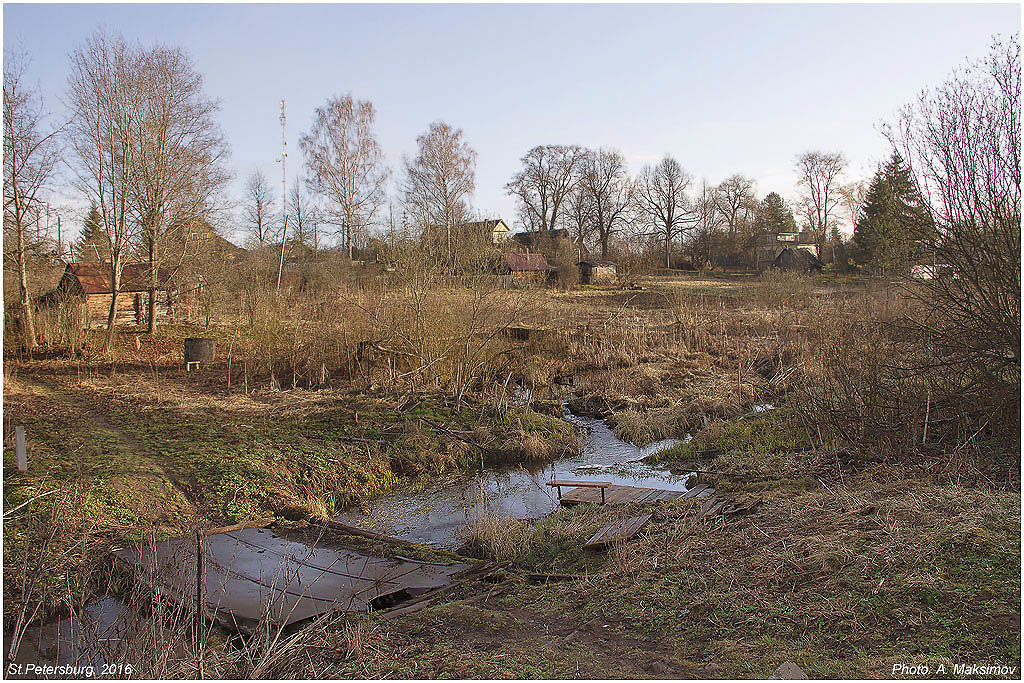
402 121 476 265
130 44 229 333
67 32 143 351
3 50 61 350
300 94 388 259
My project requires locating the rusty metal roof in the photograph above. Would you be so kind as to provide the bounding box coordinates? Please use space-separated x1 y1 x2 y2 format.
63 263 172 294
113 527 469 632
503 252 551 272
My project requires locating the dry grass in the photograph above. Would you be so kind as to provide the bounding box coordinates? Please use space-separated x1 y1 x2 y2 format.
460 513 534 564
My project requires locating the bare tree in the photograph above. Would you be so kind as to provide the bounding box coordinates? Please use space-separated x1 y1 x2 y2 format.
244 169 275 248
565 179 594 251
289 181 319 250
689 180 721 267
714 173 757 265
130 44 230 333
795 151 846 255
3 50 61 350
300 94 388 260
579 148 633 261
886 35 1020 387
402 121 476 265
66 32 144 351
838 180 867 232
634 155 694 267
505 144 586 232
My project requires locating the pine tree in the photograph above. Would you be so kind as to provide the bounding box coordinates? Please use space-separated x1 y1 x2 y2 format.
852 152 932 274
754 192 797 235
74 203 109 262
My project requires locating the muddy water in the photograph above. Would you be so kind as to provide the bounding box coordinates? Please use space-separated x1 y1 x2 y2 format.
335 409 692 548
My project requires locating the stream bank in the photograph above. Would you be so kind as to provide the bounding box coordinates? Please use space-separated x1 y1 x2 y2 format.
336 406 693 548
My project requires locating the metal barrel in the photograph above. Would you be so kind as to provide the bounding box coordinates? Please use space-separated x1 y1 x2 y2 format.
184 337 216 364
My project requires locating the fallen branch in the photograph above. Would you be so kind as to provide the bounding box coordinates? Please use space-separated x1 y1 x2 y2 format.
3 488 60 518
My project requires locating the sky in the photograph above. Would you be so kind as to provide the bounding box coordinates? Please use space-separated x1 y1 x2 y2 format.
3 2 1020 244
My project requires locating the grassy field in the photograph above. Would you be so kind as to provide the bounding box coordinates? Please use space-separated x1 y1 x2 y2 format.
2 270 1019 678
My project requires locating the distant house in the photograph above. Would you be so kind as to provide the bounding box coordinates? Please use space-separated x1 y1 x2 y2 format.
772 247 824 273
501 252 554 286
755 231 818 271
511 229 570 252
184 227 244 260
578 261 617 285
55 263 174 327
464 219 510 243
421 219 511 251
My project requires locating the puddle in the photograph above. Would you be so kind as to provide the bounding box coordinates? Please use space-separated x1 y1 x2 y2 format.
336 407 692 548
5 597 142 677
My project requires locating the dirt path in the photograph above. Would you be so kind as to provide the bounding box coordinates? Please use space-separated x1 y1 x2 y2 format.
11 374 203 518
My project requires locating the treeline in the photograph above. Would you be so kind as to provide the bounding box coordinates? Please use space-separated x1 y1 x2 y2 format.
3 30 1020 374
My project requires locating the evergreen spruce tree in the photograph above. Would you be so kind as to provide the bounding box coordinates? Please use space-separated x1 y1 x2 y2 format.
74 203 109 262
754 192 798 235
852 152 932 274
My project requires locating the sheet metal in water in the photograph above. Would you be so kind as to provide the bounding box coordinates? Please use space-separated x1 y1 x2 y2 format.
113 527 468 631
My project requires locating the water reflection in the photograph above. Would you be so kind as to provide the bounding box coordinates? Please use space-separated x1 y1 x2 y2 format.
336 410 692 548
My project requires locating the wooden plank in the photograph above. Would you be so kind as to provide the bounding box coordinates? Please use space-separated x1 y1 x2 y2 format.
584 514 652 549
636 489 668 503
621 487 657 504
700 499 730 519
547 480 611 488
560 483 693 507
681 482 712 499
560 487 604 505
697 497 720 517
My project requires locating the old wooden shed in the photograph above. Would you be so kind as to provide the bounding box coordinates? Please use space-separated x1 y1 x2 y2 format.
771 247 824 273
578 261 617 285
501 252 554 286
56 263 174 327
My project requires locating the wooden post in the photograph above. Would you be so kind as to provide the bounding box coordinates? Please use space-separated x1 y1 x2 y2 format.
194 529 205 679
15 426 26 472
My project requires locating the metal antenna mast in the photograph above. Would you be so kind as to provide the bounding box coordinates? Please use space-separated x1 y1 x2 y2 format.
276 100 289 291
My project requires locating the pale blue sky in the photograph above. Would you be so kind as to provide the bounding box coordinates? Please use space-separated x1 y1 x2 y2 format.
4 3 1019 243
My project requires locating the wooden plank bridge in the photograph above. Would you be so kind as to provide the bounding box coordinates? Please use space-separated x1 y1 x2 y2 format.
547 480 715 506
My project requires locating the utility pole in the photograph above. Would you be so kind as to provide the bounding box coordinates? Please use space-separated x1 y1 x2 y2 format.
276 100 288 291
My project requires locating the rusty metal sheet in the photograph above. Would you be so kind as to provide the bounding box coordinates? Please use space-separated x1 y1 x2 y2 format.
113 527 468 630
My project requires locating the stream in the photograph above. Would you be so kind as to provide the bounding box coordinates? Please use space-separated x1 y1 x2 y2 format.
9 406 691 667
335 407 692 548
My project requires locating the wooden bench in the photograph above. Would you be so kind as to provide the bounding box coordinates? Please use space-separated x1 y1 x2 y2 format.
546 479 611 504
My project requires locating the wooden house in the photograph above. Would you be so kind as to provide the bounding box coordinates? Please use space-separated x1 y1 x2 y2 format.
771 247 824 273
511 229 570 253
578 261 617 285
463 219 510 243
755 231 819 271
55 263 174 327
501 252 555 286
